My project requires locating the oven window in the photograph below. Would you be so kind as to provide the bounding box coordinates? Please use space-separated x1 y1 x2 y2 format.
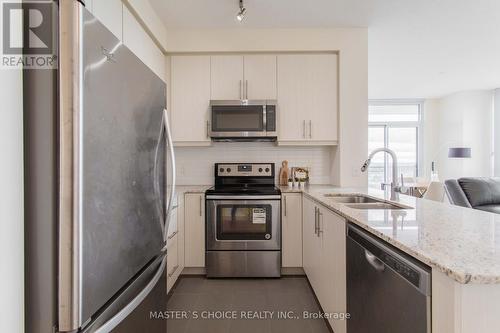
216 204 272 240
212 106 264 132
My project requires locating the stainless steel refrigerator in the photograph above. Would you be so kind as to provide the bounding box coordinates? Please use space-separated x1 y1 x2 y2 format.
24 1 176 332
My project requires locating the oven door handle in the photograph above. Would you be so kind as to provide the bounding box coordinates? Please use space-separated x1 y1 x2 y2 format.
205 195 282 200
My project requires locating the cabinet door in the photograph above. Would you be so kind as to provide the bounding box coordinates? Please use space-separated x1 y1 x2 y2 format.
320 208 347 333
184 194 205 267
210 55 244 100
277 55 308 141
282 193 303 267
166 234 179 293
243 55 277 100
92 0 122 40
302 197 322 292
171 56 211 144
277 54 338 143
309 54 338 142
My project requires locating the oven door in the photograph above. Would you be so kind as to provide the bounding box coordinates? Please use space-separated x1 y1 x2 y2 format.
210 103 267 137
206 197 281 251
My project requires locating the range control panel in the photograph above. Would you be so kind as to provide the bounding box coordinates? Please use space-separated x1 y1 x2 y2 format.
216 163 274 177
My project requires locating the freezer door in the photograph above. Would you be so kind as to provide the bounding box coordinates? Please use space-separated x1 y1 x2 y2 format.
58 2 167 330
81 254 168 333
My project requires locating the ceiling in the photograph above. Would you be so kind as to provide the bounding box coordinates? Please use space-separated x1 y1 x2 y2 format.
149 0 500 99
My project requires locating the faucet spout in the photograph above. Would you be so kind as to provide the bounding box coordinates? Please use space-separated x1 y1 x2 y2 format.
361 148 401 201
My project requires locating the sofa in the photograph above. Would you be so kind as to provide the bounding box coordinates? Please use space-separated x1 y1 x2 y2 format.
444 177 500 214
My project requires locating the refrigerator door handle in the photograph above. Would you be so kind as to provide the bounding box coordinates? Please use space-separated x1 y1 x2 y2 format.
93 255 167 333
153 114 166 239
163 108 176 242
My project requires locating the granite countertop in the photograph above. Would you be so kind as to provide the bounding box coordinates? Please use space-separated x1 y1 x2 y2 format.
281 185 500 285
175 185 211 194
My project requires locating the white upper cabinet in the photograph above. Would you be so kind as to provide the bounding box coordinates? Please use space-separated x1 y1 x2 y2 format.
243 55 277 100
91 0 123 40
170 53 338 146
122 7 166 82
171 55 211 145
277 54 338 144
210 55 277 100
210 55 244 100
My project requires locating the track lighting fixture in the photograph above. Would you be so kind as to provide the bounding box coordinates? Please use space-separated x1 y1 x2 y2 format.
236 0 246 22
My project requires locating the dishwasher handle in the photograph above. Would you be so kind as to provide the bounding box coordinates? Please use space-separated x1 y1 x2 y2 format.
365 250 385 272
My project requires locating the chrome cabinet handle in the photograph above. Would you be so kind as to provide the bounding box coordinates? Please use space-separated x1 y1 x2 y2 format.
167 230 178 240
317 211 323 237
303 120 306 139
309 120 312 139
168 264 179 278
245 80 248 99
239 80 242 99
206 120 210 138
284 196 287 217
314 207 318 235
365 250 385 272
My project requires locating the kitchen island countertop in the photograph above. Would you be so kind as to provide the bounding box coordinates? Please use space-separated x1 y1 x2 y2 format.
281 185 500 285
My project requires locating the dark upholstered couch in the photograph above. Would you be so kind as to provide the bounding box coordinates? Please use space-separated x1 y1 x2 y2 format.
444 178 500 214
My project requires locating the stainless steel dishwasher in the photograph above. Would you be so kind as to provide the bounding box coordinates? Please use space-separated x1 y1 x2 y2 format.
346 224 431 333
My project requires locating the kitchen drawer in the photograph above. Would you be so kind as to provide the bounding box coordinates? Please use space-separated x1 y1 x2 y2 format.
166 233 179 293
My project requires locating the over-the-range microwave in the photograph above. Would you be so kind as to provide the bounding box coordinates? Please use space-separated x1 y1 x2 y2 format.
209 100 277 141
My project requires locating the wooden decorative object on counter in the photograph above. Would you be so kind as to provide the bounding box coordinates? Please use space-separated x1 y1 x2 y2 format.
279 160 290 186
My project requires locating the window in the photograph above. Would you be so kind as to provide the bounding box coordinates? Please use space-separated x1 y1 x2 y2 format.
368 101 423 189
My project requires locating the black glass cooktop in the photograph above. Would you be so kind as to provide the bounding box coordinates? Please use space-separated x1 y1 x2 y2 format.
205 185 281 196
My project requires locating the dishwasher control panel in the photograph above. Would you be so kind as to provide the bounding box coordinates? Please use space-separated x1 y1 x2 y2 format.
381 253 420 287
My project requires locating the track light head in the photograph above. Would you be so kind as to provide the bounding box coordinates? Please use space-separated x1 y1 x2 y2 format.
236 0 246 22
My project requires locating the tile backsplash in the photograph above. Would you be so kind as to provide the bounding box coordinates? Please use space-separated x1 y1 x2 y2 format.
174 142 334 185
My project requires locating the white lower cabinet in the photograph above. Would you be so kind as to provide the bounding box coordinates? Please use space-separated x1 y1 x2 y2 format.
166 231 179 292
166 196 183 293
303 196 347 333
184 193 205 267
282 193 303 267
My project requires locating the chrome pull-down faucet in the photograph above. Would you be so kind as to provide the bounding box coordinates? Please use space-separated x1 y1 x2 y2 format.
361 147 404 201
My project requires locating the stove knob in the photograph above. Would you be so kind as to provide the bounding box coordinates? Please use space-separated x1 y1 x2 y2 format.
226 168 231 173
219 168 224 173
265 167 270 173
258 168 263 173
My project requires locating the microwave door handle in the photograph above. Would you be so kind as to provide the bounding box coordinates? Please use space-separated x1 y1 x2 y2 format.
263 105 267 131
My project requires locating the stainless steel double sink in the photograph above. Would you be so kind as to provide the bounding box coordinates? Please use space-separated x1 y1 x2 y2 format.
323 194 413 210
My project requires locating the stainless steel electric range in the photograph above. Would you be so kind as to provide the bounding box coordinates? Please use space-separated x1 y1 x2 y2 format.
205 163 282 278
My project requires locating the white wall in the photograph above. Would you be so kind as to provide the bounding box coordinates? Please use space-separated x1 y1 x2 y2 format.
424 90 494 180
494 89 500 177
0 70 24 331
176 143 333 185
87 0 167 81
164 28 368 187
